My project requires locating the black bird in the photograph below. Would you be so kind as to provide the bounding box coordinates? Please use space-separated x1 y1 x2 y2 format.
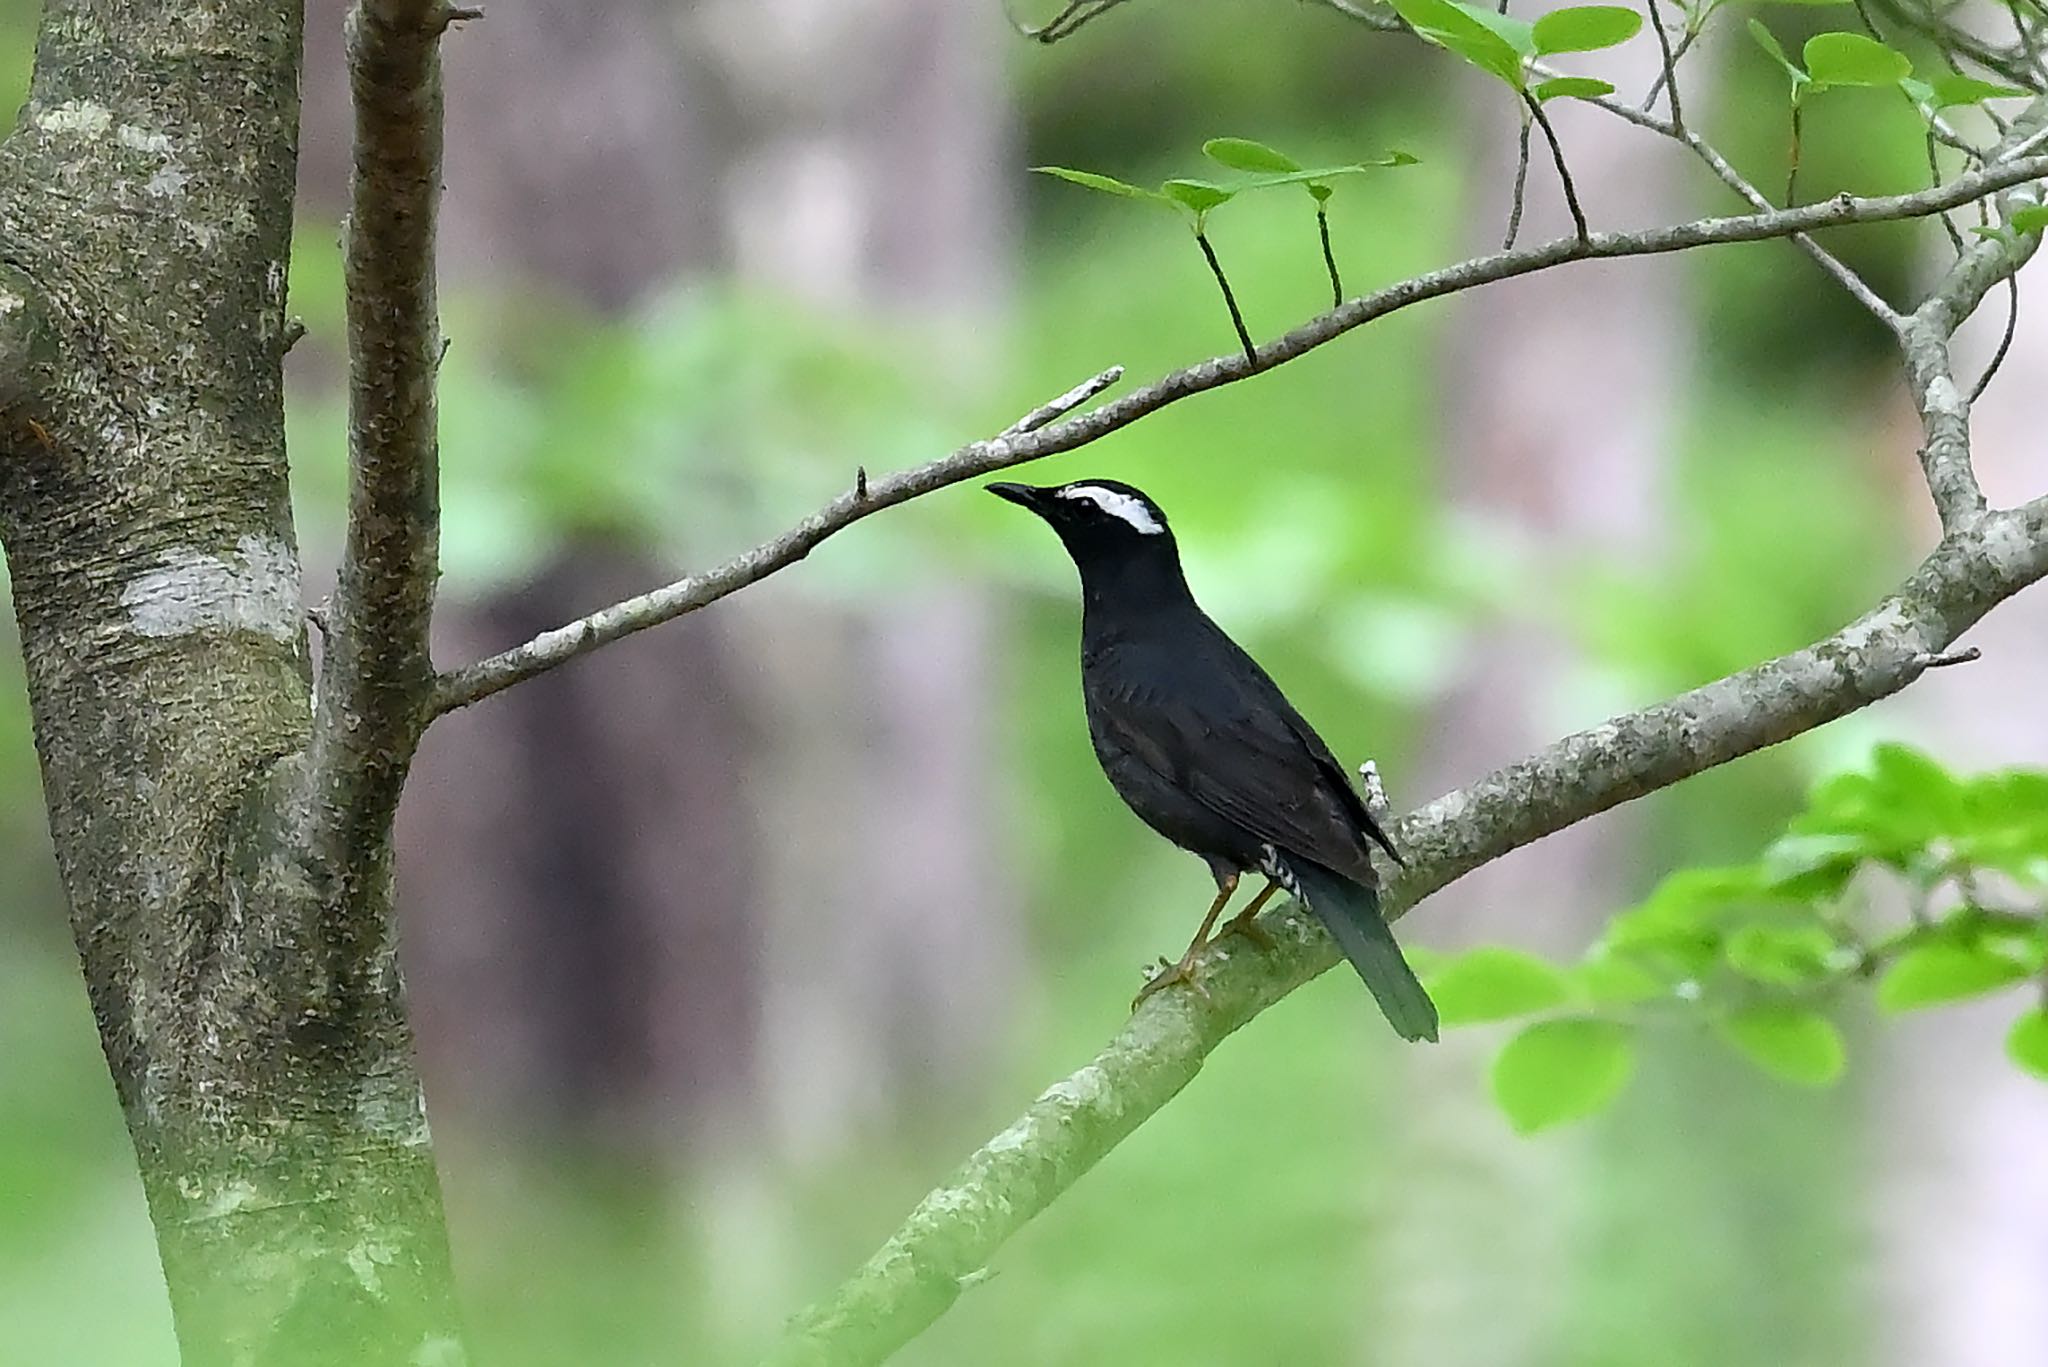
989 477 1437 1042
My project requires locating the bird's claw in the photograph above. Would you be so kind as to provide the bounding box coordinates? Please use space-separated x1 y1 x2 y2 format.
1133 952 1211 1011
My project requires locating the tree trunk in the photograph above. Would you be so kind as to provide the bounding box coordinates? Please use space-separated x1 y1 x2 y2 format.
0 3 462 1362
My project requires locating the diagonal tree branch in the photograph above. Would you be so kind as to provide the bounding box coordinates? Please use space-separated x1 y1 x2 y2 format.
432 157 2048 714
305 0 469 861
763 492 2048 1367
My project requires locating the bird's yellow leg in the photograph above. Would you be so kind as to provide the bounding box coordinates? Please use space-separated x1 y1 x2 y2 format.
1133 872 1239 1010
1219 878 1281 949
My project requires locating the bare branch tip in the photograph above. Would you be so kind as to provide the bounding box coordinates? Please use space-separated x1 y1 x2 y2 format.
1000 364 1125 438
281 317 308 355
854 466 869 501
1914 645 1983 670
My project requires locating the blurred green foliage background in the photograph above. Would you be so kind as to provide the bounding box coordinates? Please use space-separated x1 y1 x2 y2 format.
2 1 2043 1364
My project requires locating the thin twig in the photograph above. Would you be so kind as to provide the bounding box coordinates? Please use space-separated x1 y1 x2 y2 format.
429 154 2048 714
1642 25 1699 111
1644 0 1683 129
1787 101 1805 208
1000 365 1124 437
1005 0 1133 43
1927 130 1967 255
1525 93 1589 240
1504 113 1533 249
1969 272 2022 404
1914 645 1984 668
1196 230 1259 365
1316 204 1344 307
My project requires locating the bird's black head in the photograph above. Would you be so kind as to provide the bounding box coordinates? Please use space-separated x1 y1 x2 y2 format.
986 479 1180 572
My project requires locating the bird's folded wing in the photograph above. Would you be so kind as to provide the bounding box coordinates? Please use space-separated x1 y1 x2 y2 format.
1091 672 1385 884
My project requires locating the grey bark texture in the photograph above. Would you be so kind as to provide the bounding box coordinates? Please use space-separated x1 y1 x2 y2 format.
0 2 465 1363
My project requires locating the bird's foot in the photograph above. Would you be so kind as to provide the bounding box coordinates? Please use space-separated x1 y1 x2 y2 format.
1219 908 1276 950
1132 950 1210 1012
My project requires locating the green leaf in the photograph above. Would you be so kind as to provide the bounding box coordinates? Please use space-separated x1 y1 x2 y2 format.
1237 160 1419 194
1725 923 1844 986
1491 1018 1636 1134
1534 76 1617 101
1717 1005 1847 1087
1575 952 1666 1006
1533 5 1642 54
1877 941 2030 1011
1031 166 1161 200
2011 206 2048 235
1747 20 1808 88
1927 73 2030 106
1159 178 1236 218
1202 137 1301 174
1759 831 1864 900
2009 1010 2048 1081
1391 0 1530 86
1803 32 1912 87
1456 0 1539 53
1427 947 1574 1025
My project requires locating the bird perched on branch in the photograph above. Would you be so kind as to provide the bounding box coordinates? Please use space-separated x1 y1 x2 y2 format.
989 478 1437 1042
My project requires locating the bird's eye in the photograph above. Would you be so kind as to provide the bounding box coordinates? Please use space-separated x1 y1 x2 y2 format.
1055 485 1165 535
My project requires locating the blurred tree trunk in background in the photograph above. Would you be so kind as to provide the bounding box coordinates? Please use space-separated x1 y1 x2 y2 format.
1380 25 1682 1363
303 0 764 1154
302 0 1017 1173
690 0 1021 1165
1872 268 2048 1367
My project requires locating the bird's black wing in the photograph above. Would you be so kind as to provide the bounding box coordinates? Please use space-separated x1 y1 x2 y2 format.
1088 617 1396 881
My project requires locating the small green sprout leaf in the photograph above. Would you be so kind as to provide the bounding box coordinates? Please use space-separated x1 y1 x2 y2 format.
1202 137 1301 174
1532 5 1642 54
1748 20 1810 92
1160 178 1236 218
1534 75 1618 101
1803 32 1911 87
1878 941 2030 1011
2009 1010 2048 1081
1391 0 1531 87
1492 1018 1636 1134
1031 166 1163 201
1426 947 1574 1026
1927 73 2030 106
1716 1005 1847 1087
2009 205 2048 235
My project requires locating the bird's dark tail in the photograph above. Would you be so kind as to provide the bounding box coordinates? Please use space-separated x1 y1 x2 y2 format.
1289 860 1438 1042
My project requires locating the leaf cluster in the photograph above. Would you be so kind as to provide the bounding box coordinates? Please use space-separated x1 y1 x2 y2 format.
1422 744 2048 1134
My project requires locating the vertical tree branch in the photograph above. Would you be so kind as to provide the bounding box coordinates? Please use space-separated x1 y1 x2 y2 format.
307 0 465 865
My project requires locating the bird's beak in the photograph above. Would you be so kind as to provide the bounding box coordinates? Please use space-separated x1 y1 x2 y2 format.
987 481 1053 513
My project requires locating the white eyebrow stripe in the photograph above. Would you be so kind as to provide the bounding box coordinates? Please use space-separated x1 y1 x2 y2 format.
1057 485 1165 535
